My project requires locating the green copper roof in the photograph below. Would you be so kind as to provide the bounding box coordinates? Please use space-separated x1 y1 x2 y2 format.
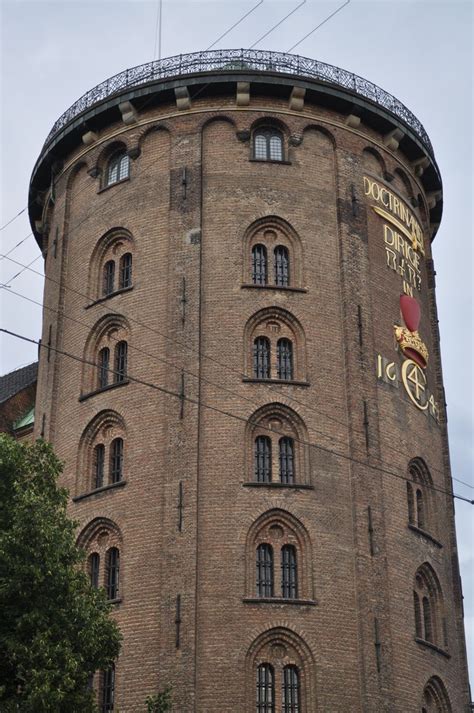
13 407 35 430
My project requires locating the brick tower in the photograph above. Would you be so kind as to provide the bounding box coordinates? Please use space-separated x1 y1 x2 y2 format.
29 50 470 712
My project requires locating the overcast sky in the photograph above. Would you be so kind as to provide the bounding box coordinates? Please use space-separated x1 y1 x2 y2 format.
1 0 472 685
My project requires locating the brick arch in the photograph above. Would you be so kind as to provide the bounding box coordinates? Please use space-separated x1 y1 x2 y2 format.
407 457 437 536
250 115 290 137
413 562 446 650
77 517 123 599
96 139 129 171
88 226 135 300
245 508 314 601
393 166 414 200
81 312 131 395
243 305 307 382
242 215 304 288
201 114 237 132
244 626 316 711
362 146 386 176
75 409 127 497
138 123 171 149
302 123 337 148
76 516 123 549
245 401 310 486
421 675 452 712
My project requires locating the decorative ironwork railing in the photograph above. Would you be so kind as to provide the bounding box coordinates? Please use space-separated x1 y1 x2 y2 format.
43 48 432 155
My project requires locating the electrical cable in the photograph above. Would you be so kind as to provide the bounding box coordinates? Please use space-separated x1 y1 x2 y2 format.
287 0 351 53
0 207 27 232
2 326 472 506
250 0 306 49
205 1 264 51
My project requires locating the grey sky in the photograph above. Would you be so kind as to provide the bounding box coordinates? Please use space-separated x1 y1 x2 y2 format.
1 0 472 684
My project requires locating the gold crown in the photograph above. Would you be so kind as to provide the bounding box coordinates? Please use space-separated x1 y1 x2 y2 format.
394 326 429 369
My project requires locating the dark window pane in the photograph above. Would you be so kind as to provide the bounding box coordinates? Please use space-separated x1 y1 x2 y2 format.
89 552 100 588
406 482 414 524
98 348 110 389
94 444 105 489
422 596 432 642
281 544 298 599
102 665 115 711
110 438 124 484
282 665 300 713
256 544 273 597
279 437 294 484
255 436 272 482
416 489 424 529
114 342 127 383
256 663 275 713
252 244 268 285
253 337 271 379
413 590 422 638
106 548 120 600
274 245 289 287
103 261 115 296
119 253 132 289
277 339 293 380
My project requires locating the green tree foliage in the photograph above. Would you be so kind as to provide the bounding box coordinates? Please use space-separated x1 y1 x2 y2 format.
145 686 172 713
0 435 121 712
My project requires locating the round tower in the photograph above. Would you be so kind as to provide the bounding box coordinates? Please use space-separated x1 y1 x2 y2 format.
29 50 470 712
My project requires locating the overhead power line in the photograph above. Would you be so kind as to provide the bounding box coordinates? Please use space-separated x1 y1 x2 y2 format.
287 0 351 53
250 0 306 49
206 0 264 51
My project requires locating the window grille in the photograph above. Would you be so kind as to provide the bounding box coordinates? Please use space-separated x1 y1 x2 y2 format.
422 596 433 642
252 244 268 285
89 552 100 588
103 260 115 296
110 438 124 483
416 489 424 529
106 548 120 600
282 665 300 713
119 253 132 289
255 436 272 482
114 341 128 383
274 245 289 286
98 348 110 389
279 437 294 484
281 544 298 599
253 337 271 379
256 663 275 713
256 544 274 597
107 152 129 186
101 665 115 711
277 339 293 380
94 443 105 489
253 129 283 162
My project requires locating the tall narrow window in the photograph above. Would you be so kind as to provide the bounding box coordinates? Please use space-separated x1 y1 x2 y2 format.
114 341 127 383
253 129 283 162
106 548 120 600
254 337 271 379
422 596 433 642
281 545 298 599
256 663 275 713
416 489 425 529
93 443 105 489
98 347 110 389
119 253 132 289
282 665 300 713
252 244 268 285
107 152 129 186
89 552 100 588
277 339 293 380
256 544 274 598
406 481 414 524
101 664 115 711
274 246 289 287
279 437 294 484
110 438 124 484
255 436 272 482
413 591 422 638
103 261 115 296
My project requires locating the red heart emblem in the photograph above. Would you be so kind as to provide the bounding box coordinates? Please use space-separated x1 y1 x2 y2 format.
400 295 421 332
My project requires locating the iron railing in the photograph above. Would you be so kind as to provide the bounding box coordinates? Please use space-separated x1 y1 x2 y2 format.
44 48 432 156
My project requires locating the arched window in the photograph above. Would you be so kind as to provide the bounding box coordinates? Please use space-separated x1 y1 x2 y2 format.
421 676 452 712
110 438 124 484
88 552 100 588
114 341 127 383
254 337 271 379
279 437 294 484
106 151 129 187
101 664 115 711
413 590 422 638
274 246 289 287
103 261 115 296
407 459 434 535
98 347 110 389
106 547 120 600
252 244 268 285
93 444 105 489
256 663 275 713
255 436 272 483
282 665 300 713
281 545 297 599
254 129 283 162
119 252 132 289
277 339 293 380
413 563 446 650
256 544 274 597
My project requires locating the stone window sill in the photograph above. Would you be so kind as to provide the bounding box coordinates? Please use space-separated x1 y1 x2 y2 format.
79 380 129 402
243 482 313 490
408 524 443 548
107 597 122 607
85 285 133 309
73 480 127 503
249 158 291 166
244 597 316 606
243 378 310 387
97 177 130 194
415 637 450 658
241 284 307 294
